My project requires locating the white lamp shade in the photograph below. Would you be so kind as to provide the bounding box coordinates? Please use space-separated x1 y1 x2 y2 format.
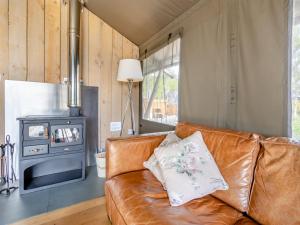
117 59 143 82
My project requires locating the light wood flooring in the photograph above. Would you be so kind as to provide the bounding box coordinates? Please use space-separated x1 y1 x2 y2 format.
11 197 111 225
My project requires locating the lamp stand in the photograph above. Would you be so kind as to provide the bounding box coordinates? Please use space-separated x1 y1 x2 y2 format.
120 79 135 136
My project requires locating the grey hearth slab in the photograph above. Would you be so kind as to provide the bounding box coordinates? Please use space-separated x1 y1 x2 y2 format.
0 166 105 225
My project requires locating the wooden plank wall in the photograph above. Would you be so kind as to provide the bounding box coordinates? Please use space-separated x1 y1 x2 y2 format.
9 0 27 81
0 0 9 144
85 11 139 147
111 31 123 137
61 0 69 82
28 0 45 82
45 0 61 83
0 2 139 148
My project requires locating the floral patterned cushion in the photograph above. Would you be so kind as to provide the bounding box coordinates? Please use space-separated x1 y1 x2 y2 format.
155 131 229 206
143 133 181 189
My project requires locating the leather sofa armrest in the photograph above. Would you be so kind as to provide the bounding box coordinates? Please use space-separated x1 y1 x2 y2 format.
105 134 166 179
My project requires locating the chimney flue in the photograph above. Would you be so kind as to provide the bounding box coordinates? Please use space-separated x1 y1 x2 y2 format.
68 0 81 116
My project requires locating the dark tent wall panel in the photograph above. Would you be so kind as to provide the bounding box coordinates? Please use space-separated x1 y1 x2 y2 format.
140 0 290 137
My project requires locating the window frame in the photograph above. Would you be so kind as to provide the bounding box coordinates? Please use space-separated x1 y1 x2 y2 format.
290 0 298 139
139 37 181 134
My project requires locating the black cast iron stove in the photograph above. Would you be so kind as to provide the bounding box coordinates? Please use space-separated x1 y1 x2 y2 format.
17 115 86 194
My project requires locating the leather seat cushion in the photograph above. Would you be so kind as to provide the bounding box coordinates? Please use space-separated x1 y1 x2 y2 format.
233 217 259 225
105 170 245 225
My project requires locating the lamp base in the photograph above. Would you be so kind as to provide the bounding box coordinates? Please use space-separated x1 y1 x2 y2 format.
120 80 135 136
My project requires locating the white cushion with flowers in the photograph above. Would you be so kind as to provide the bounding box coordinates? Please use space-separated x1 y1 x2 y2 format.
143 133 181 188
155 131 228 206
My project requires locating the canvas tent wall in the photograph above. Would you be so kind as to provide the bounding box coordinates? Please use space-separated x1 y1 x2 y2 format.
140 0 290 137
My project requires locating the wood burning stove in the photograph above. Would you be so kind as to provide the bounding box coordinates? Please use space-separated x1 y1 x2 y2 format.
14 1 90 195
17 116 86 194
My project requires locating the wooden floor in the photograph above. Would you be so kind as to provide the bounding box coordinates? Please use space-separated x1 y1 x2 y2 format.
11 197 111 225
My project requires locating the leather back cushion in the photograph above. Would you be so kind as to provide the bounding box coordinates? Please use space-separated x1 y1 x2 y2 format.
248 138 300 225
175 122 260 212
106 135 166 179
176 122 258 139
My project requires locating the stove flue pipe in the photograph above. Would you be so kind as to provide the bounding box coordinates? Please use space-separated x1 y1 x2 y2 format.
68 0 82 116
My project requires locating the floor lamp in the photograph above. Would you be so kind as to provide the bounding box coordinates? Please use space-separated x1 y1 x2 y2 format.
117 59 143 136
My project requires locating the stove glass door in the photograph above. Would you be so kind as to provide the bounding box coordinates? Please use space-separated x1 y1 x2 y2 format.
51 125 83 147
24 123 49 140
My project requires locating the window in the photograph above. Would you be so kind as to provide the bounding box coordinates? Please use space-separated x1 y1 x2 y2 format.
142 38 180 126
292 1 300 139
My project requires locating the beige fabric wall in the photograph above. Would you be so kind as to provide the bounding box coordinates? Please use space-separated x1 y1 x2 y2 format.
179 0 230 129
140 0 289 136
236 0 289 136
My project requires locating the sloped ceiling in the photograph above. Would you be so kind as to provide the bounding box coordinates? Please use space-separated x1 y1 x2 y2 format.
85 0 200 45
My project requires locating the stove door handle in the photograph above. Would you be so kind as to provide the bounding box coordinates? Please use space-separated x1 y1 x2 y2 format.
32 148 41 153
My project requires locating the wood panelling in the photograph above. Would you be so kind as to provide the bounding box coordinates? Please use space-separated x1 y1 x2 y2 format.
99 22 113 147
81 8 89 84
9 0 27 81
87 12 101 87
84 11 140 147
0 2 139 149
88 12 102 147
0 0 9 144
111 30 123 137
60 0 69 82
45 0 61 83
111 31 139 136
27 0 45 82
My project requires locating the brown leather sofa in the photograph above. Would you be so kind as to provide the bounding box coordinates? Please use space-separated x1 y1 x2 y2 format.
105 122 300 225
